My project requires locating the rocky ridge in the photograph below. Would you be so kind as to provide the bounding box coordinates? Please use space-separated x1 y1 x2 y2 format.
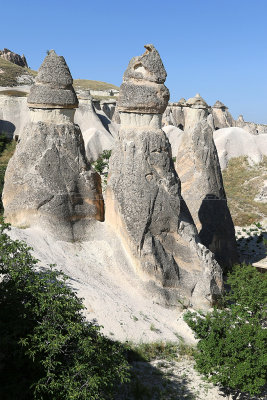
0 48 28 68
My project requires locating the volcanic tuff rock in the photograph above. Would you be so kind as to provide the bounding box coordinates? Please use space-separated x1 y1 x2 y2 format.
211 100 235 129
27 50 78 109
0 48 28 68
117 44 170 114
175 118 238 270
3 51 103 241
106 45 223 310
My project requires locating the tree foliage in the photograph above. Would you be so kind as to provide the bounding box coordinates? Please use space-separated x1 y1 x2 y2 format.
0 222 129 400
184 264 267 396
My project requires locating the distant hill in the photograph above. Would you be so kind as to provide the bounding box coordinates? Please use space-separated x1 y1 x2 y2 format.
0 58 36 86
0 58 119 93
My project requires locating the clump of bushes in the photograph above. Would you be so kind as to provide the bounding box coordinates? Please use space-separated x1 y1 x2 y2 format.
184 264 267 397
0 221 129 400
92 150 111 188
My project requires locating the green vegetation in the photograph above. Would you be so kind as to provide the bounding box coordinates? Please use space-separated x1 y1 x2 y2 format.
92 150 112 188
0 134 16 213
128 340 195 363
73 79 119 91
222 156 267 225
0 57 36 87
0 222 129 400
0 89 28 97
184 264 267 397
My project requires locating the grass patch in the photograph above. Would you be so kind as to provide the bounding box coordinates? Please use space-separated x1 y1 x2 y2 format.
0 58 36 87
91 95 118 101
127 341 196 362
222 156 267 225
0 89 28 97
73 79 119 91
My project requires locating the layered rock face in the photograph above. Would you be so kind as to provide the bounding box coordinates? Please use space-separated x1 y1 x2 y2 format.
175 117 238 270
0 48 28 67
106 44 223 310
3 51 104 240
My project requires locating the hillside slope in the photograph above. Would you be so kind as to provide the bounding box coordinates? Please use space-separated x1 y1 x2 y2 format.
0 58 36 86
0 58 119 92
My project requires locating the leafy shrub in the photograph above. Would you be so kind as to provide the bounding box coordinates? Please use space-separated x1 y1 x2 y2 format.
184 264 267 396
0 222 129 400
92 150 111 175
92 150 112 189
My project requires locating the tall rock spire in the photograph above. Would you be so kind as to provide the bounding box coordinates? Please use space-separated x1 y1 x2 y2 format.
106 45 223 310
175 117 239 271
3 51 104 240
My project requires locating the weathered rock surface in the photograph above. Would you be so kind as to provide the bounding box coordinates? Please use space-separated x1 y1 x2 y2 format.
214 127 267 169
27 50 78 109
106 45 223 310
0 48 28 68
175 119 238 270
3 51 103 240
0 95 29 139
236 114 267 135
211 100 235 129
118 44 170 114
75 98 117 162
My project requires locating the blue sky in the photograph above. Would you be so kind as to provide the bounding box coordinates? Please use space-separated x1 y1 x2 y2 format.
1 0 267 123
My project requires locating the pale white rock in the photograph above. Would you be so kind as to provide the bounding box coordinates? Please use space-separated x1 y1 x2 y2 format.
214 127 267 169
162 125 184 157
0 95 29 139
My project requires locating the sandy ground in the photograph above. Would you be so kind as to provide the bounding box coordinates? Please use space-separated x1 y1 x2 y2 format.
235 222 267 270
117 358 266 399
9 222 195 345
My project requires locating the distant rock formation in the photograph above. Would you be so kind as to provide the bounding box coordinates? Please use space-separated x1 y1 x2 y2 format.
175 117 238 270
214 127 267 169
212 100 235 129
106 44 223 310
163 94 211 131
236 114 267 135
3 51 104 240
0 48 28 68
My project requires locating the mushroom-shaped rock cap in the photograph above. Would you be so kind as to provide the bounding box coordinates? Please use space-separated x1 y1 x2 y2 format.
123 44 167 84
213 100 227 109
186 93 208 108
177 97 187 105
118 44 169 114
28 50 78 109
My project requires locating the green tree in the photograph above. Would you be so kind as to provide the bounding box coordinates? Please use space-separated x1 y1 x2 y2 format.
184 264 267 397
0 221 129 400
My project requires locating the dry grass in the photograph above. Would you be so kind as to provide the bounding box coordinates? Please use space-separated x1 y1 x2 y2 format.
0 140 16 166
73 79 119 91
0 58 36 87
222 156 267 225
0 89 28 97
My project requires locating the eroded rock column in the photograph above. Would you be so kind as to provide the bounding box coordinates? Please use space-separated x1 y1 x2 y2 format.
175 117 238 270
3 51 104 240
106 44 223 310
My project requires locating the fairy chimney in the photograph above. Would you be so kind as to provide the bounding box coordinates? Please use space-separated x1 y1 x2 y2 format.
105 45 223 310
3 51 104 240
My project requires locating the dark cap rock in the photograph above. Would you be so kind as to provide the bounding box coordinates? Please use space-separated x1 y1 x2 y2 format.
123 44 167 83
117 44 169 114
28 50 78 109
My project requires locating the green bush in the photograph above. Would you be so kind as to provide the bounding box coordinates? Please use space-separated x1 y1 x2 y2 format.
0 221 129 400
184 264 267 396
